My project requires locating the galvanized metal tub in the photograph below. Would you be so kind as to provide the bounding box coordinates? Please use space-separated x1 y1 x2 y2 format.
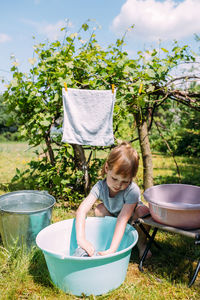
0 190 56 249
143 184 200 229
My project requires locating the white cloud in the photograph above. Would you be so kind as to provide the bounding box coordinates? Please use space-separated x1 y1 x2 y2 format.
111 0 200 41
0 33 11 43
39 20 66 40
22 19 67 40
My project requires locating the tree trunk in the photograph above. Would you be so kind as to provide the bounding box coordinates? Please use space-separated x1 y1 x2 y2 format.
72 144 90 194
45 135 55 166
134 113 153 190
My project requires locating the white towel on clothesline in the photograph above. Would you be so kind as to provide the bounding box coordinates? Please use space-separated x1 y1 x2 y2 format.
62 88 116 146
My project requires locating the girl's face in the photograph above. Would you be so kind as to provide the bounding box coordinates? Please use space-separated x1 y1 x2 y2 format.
105 164 132 196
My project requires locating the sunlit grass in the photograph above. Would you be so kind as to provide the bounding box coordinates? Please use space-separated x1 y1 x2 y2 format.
0 228 199 299
152 152 200 187
0 142 200 299
0 142 40 195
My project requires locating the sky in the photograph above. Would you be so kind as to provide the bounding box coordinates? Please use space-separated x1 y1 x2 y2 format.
1 0 200 92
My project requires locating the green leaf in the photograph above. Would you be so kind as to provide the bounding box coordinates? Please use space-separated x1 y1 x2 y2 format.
82 23 89 31
40 120 51 127
161 47 168 53
146 69 155 78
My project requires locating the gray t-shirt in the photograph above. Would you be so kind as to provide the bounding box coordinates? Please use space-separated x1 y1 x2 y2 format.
91 179 141 216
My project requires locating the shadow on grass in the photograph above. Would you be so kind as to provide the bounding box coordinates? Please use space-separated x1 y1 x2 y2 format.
132 231 200 286
28 249 54 288
154 174 200 187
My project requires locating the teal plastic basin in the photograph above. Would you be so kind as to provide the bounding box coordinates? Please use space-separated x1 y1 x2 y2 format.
36 216 138 296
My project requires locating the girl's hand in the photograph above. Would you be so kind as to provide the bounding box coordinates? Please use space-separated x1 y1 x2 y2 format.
98 248 115 256
75 193 97 257
79 240 95 257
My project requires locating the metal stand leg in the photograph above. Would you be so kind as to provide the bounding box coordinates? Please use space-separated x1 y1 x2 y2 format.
139 223 161 249
139 227 158 272
188 260 200 287
188 235 200 287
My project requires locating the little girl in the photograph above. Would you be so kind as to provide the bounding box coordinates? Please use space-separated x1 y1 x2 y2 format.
75 141 150 258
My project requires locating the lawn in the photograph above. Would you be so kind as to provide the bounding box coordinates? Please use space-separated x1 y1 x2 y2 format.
0 142 200 299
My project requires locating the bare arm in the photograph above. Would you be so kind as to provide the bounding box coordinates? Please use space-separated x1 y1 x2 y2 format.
99 203 136 256
75 192 97 256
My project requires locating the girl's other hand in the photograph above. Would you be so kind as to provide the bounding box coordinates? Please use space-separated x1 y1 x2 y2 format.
98 248 115 256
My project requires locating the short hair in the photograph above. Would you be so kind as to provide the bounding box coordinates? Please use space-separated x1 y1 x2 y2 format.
102 141 139 178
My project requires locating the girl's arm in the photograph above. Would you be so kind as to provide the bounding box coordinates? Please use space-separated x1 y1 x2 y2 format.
98 203 136 256
75 192 97 256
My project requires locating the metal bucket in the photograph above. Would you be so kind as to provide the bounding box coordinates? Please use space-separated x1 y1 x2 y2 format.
0 190 56 250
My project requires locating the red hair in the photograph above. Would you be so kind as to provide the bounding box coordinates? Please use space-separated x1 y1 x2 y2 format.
102 142 139 178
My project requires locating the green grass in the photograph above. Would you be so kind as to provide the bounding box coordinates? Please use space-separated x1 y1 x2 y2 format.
0 142 200 299
0 142 40 195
